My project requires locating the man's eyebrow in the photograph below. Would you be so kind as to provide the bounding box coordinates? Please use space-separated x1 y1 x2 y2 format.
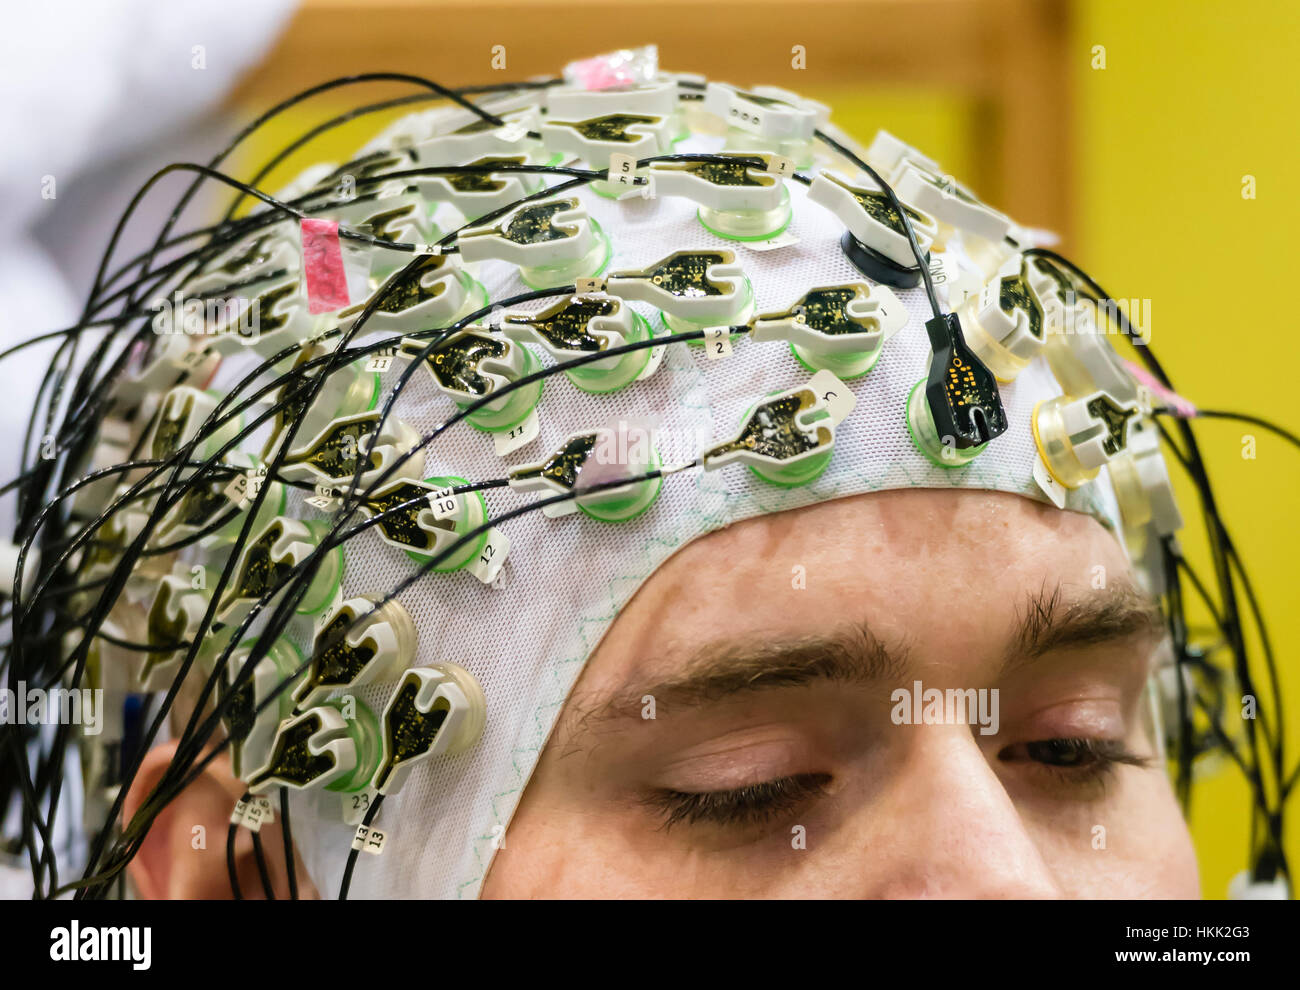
579 621 909 729
1004 580 1164 674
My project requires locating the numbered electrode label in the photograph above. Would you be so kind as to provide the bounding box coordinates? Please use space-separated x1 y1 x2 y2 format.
702 326 733 359
342 788 378 826
427 487 460 520
607 152 638 187
232 796 274 832
806 369 856 425
768 155 795 177
224 464 267 507
306 483 340 511
494 408 540 457
366 348 396 373
351 825 388 855
468 527 510 585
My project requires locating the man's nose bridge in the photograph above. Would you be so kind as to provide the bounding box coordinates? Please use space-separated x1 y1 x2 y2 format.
869 726 1061 898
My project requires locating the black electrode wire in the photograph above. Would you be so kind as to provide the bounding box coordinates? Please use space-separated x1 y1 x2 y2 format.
159 328 722 779
3 74 552 866
73 460 686 898
1157 412 1283 782
7 77 743 888
18 74 1285 895
47 146 754 456
250 829 276 900
29 245 741 896
225 818 243 900
46 143 772 460
1026 242 1289 879
73 295 719 893
65 249 442 897
94 72 515 310
1162 537 1197 808
147 460 687 816
1156 415 1286 875
812 128 941 320
280 787 298 900
1030 246 1282 759
324 150 775 518
1183 409 1300 453
89 81 561 307
7 78 691 517
1155 418 1284 764
0 320 123 366
49 74 517 464
338 792 384 900
220 80 561 224
10 356 331 893
148 319 707 784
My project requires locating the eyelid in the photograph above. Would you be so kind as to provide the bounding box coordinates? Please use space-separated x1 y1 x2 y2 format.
643 772 832 831
1000 737 1154 798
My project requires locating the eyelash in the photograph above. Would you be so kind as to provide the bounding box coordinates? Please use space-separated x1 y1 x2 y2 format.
645 773 832 830
1007 737 1153 789
646 739 1153 829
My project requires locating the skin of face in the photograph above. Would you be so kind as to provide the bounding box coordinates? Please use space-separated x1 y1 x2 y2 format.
480 488 1200 899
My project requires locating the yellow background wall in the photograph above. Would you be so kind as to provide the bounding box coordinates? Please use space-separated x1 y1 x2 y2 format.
1068 0 1299 899
230 0 1299 897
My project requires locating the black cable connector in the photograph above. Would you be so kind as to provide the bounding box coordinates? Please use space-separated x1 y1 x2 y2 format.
922 312 1007 449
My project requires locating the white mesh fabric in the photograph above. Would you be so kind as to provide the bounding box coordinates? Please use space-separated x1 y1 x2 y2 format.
265 128 1125 899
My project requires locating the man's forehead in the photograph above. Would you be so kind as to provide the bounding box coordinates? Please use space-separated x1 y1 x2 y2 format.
611 488 1133 652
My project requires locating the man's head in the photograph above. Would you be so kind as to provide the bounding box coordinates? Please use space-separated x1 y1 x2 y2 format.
128 487 1197 898
106 83 1194 902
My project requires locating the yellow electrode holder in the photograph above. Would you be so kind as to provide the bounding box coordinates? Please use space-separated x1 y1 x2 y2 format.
1032 389 1139 489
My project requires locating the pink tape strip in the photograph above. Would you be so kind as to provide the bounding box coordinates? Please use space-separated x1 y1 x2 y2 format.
568 58 637 92
301 218 350 314
1125 360 1198 417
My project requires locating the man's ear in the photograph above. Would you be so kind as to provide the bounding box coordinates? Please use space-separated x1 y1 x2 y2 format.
123 740 317 899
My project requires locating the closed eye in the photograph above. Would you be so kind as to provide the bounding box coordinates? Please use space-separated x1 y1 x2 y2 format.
642 772 832 830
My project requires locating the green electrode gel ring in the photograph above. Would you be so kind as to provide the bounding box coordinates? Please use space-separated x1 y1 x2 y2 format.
788 336 881 380
321 697 384 794
577 446 663 522
905 379 986 469
697 185 793 242
660 275 755 348
298 519 347 614
563 311 653 394
408 475 489 571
